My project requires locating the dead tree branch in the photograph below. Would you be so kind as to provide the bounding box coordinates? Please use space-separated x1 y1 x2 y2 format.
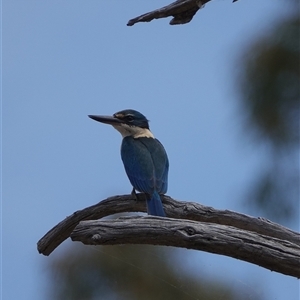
37 194 300 278
127 0 238 26
71 216 300 278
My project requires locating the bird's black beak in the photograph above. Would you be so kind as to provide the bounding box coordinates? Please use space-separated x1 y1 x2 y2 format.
88 115 123 125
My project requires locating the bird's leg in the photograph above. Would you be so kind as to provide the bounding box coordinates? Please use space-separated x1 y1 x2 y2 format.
131 188 149 206
131 188 138 201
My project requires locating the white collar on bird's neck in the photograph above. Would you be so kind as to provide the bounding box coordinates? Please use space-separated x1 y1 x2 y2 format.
112 123 155 139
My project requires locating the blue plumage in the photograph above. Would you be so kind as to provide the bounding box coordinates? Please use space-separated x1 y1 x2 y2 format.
89 109 169 217
121 136 168 216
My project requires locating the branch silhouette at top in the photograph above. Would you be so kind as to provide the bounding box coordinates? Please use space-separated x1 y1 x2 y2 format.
127 0 239 26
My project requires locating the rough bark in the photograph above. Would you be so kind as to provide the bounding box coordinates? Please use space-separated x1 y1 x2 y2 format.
71 216 300 278
37 194 300 278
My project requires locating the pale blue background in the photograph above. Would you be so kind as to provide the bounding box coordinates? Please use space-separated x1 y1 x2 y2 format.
2 1 299 299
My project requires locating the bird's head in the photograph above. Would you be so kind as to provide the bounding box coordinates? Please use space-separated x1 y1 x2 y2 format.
89 109 154 138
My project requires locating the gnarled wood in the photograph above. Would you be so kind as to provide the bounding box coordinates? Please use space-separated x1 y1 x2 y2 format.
71 216 300 278
37 194 299 272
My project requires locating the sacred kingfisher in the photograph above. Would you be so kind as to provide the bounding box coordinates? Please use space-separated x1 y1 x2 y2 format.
89 109 169 217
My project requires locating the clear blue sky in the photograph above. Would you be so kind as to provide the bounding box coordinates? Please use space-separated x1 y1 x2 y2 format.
2 1 299 299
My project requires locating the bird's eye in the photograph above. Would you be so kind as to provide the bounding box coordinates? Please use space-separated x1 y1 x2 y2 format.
126 115 134 122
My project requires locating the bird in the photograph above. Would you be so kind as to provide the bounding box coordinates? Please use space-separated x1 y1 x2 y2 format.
88 109 169 217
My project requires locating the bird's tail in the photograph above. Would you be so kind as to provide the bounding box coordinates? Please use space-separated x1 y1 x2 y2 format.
147 191 165 217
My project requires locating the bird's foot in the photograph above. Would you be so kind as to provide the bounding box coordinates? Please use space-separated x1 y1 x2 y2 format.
131 188 138 201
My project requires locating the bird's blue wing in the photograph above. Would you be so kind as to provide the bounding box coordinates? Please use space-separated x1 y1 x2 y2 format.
139 137 169 194
121 136 155 193
121 136 168 194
